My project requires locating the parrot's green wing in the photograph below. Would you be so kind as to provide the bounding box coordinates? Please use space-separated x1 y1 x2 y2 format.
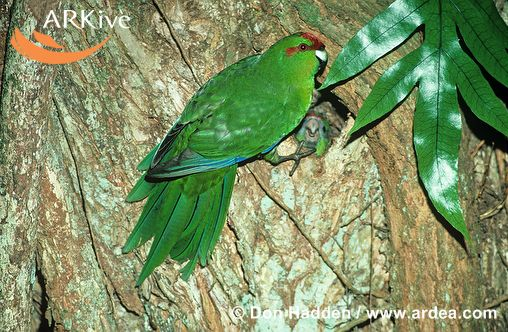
151 55 262 166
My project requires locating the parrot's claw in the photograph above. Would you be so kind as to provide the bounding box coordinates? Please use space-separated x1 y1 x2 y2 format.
288 148 316 176
264 143 316 176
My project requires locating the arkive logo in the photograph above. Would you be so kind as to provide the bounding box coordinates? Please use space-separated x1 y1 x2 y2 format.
10 10 131 64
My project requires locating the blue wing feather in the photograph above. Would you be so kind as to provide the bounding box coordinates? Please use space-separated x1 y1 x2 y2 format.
147 150 243 179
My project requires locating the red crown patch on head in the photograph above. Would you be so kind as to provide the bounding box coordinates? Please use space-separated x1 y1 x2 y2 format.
286 32 325 56
300 32 324 50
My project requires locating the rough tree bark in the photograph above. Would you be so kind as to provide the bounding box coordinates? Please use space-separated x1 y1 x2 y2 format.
0 0 506 331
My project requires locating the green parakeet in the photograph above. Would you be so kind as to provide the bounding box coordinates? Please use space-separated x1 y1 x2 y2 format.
124 32 327 285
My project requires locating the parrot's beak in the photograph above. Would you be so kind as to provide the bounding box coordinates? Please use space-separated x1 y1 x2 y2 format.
315 49 327 62
315 48 328 71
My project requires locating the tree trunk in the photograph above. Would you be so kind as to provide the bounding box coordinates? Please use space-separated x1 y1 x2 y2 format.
0 0 506 331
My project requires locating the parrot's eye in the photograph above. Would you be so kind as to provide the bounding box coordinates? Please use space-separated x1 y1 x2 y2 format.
299 43 308 51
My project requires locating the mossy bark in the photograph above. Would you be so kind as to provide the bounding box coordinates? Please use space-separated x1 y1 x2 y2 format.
0 0 505 331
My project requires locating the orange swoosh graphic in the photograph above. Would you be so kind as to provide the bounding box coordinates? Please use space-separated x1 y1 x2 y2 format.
33 31 64 49
10 28 110 64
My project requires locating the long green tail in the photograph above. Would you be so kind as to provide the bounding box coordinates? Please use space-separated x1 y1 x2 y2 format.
124 164 236 285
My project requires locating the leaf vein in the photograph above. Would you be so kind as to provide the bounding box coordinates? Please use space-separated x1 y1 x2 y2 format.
340 0 429 72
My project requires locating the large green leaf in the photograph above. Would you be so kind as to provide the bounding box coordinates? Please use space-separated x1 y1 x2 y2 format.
413 53 466 240
324 0 508 241
321 0 428 88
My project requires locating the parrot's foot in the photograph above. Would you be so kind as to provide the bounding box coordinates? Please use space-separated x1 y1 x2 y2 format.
287 148 316 176
263 143 316 176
